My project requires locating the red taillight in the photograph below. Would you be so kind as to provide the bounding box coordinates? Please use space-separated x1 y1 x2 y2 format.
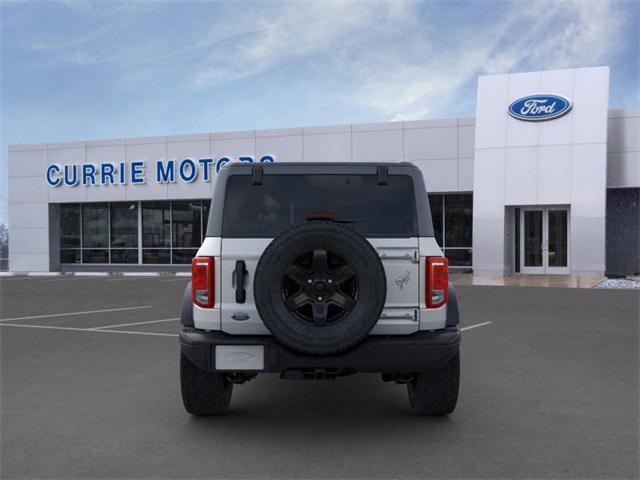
192 257 214 308
426 257 448 308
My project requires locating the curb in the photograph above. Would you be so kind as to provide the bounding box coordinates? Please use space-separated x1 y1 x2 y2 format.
121 272 162 277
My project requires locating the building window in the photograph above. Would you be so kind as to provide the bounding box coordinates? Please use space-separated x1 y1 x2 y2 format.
142 201 171 264
59 202 140 265
59 199 210 266
428 193 473 268
110 202 138 264
428 194 444 247
82 204 109 246
82 249 109 264
202 200 211 233
82 203 109 263
60 204 81 263
111 249 139 264
171 200 201 264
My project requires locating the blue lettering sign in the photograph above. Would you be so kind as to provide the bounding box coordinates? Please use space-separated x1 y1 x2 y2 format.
157 159 175 183
179 159 197 182
101 162 115 185
46 154 276 187
119 161 127 184
215 157 231 173
198 158 213 181
82 164 97 186
46 164 61 187
64 164 78 186
130 161 145 184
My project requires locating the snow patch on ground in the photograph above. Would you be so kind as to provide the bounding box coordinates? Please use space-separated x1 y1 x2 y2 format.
593 278 640 289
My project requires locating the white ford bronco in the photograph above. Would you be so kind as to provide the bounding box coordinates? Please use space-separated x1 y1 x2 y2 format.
180 162 461 415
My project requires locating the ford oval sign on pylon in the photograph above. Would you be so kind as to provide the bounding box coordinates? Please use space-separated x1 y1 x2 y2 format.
508 94 572 121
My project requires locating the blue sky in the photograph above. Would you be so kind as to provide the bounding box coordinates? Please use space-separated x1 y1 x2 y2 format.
1 0 638 225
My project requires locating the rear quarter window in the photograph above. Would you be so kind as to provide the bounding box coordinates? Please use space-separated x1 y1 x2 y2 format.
222 174 418 238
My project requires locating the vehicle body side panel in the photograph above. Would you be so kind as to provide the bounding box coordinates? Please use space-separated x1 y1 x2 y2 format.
418 237 447 330
220 238 271 335
193 235 448 333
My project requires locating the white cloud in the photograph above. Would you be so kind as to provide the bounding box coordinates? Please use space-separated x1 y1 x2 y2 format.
21 0 417 93
351 0 626 121
8 0 630 122
189 1 416 90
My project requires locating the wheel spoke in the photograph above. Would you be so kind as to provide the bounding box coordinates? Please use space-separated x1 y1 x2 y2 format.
312 250 328 274
330 264 355 285
330 292 356 311
312 302 328 326
283 249 359 326
284 292 311 311
286 264 310 286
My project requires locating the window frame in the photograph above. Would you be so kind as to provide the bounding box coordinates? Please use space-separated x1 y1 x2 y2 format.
427 192 473 269
60 204 82 263
221 173 419 238
59 200 210 265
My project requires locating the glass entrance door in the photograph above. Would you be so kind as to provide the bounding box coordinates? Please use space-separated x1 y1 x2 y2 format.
522 210 545 273
519 208 569 274
547 210 569 273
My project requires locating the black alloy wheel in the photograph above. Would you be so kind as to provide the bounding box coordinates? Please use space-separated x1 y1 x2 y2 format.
254 221 386 355
282 249 357 326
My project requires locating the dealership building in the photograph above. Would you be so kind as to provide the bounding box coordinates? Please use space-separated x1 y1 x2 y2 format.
7 66 640 276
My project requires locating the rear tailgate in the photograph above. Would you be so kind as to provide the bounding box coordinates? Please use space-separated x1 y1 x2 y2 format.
195 165 445 334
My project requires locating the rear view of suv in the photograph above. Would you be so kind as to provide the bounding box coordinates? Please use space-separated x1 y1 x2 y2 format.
180 162 461 415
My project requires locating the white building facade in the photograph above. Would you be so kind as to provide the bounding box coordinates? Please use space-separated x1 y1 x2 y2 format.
8 66 640 276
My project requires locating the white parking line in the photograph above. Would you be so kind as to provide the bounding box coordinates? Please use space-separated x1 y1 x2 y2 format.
460 321 492 331
90 317 179 330
1 276 42 282
0 306 152 322
105 277 153 282
0 323 177 337
42 276 110 283
0 316 491 338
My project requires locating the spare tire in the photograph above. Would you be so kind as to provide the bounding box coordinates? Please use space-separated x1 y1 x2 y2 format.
254 221 386 355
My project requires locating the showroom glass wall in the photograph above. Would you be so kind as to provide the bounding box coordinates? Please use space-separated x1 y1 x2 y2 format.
428 193 473 268
59 200 211 264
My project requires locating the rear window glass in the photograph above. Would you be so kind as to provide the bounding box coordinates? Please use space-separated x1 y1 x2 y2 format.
222 174 417 237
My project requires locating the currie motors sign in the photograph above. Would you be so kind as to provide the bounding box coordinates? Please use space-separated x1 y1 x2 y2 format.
508 94 572 121
46 155 275 187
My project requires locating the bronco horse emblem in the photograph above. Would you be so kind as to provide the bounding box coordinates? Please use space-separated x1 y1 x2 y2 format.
395 271 411 290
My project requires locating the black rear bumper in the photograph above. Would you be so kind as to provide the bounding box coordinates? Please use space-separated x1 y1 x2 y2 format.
180 327 461 374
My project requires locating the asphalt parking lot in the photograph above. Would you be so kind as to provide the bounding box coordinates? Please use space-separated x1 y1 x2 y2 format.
1 276 638 479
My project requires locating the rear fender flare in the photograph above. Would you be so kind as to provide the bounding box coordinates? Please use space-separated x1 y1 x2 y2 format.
181 281 194 327
446 283 460 327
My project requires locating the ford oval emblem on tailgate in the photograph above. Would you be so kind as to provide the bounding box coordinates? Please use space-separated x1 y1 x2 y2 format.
231 312 250 321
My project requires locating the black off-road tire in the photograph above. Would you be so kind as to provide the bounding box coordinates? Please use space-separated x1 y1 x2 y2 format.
180 352 232 415
407 351 460 415
254 221 386 355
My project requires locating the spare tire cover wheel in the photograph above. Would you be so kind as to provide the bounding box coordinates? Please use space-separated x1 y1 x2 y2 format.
254 221 386 355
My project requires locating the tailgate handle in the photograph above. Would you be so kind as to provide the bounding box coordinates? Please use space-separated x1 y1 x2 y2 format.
234 260 248 303
378 249 419 262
